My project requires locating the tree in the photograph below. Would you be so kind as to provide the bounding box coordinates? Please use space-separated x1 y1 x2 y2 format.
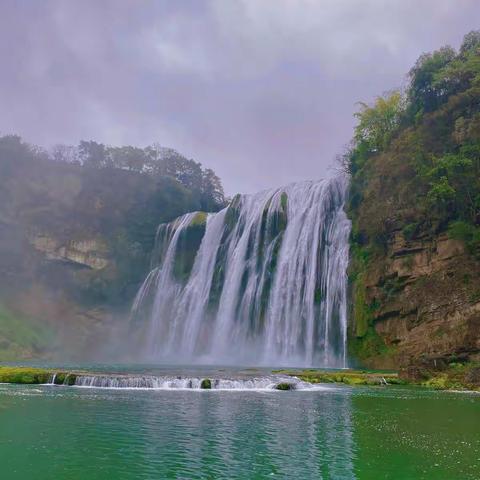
408 46 456 117
78 140 108 168
460 30 480 55
50 144 79 164
201 168 225 210
109 146 146 172
354 90 405 154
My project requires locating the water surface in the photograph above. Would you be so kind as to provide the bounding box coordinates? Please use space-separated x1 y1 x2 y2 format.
0 374 478 479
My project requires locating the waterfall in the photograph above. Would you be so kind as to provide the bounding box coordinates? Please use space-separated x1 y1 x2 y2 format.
72 374 326 390
132 176 350 367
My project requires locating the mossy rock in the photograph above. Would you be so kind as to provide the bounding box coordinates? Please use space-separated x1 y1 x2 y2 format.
224 195 242 230
274 369 404 387
200 378 212 389
0 366 52 384
275 382 295 391
172 213 208 282
190 211 208 227
54 372 77 385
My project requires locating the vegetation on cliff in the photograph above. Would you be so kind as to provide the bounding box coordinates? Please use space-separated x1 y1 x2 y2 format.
344 31 480 369
0 306 53 360
0 135 225 358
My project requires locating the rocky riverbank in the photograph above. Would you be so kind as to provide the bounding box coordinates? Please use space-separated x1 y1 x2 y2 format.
2 365 478 392
275 365 480 391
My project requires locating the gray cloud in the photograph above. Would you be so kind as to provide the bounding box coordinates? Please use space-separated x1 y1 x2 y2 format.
1 0 479 194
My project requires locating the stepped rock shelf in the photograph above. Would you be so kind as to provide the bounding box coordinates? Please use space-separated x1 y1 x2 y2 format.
1 365 479 391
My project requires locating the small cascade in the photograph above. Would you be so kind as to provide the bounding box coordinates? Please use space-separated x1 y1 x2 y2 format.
71 374 320 391
132 176 351 367
49 373 57 385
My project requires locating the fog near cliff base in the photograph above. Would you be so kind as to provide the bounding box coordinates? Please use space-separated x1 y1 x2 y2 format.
1 0 479 194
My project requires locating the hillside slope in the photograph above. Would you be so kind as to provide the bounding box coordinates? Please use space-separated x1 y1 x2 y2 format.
0 136 225 360
347 31 480 371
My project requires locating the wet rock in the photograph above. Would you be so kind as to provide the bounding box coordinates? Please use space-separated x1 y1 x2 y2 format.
275 382 295 391
200 378 211 389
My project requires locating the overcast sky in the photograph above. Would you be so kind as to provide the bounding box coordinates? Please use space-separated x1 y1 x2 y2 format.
1 1 479 194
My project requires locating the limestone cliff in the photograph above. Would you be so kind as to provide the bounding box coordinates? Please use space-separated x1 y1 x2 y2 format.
30 234 109 270
347 33 480 370
349 225 480 369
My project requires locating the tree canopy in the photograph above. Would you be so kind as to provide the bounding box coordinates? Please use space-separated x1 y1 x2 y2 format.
346 29 480 257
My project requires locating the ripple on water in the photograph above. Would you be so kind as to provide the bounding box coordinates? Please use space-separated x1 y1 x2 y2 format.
0 382 478 479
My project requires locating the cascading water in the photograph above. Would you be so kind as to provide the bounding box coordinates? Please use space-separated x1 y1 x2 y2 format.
131 176 350 367
71 374 322 390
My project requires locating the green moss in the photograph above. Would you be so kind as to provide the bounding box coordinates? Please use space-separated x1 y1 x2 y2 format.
54 372 66 384
224 194 242 230
0 367 82 385
190 211 207 226
349 326 395 362
274 369 406 386
275 382 295 390
200 378 212 389
54 372 77 385
423 375 448 389
64 374 77 386
172 215 207 282
353 273 369 337
280 192 288 211
0 366 52 384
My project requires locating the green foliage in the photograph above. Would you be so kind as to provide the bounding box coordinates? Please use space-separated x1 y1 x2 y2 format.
420 149 479 222
0 306 54 360
419 362 480 391
426 175 456 204
402 222 418 240
448 221 480 258
407 46 457 117
346 30 480 368
354 90 405 153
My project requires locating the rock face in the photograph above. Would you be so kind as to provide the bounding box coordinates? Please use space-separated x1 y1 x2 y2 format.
30 234 109 270
356 229 480 368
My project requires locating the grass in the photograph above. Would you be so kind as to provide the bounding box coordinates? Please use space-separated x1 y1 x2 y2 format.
274 369 407 386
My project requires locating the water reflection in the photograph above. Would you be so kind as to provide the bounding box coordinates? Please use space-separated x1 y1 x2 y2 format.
1 385 479 479
137 389 356 479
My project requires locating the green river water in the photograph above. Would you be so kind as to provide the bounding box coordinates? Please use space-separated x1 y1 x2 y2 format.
0 368 478 479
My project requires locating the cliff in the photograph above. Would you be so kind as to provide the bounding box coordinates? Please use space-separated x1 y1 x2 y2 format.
347 31 480 371
0 136 225 360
